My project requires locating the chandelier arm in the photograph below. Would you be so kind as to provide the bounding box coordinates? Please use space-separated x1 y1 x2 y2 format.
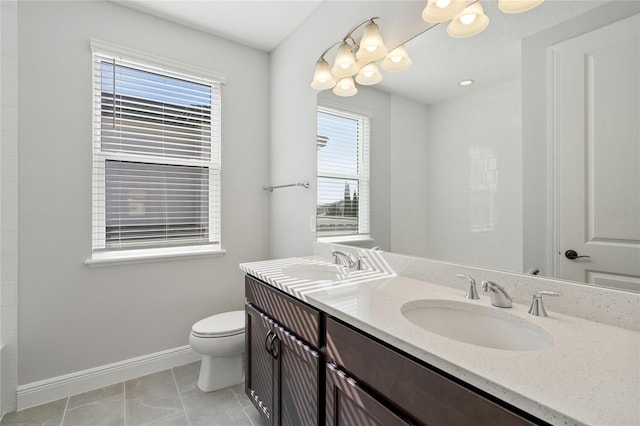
317 41 344 62
342 16 379 42
399 0 481 49
389 22 439 51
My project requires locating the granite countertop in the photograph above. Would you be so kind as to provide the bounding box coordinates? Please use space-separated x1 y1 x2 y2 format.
240 256 640 426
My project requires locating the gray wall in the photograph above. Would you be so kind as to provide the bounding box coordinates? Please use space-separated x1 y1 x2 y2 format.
269 1 429 259
18 1 270 385
425 79 523 272
1 0 19 412
389 95 430 256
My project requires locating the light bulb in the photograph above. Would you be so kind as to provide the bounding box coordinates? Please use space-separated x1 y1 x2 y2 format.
333 76 358 97
310 59 336 90
356 62 382 85
422 0 466 23
356 21 388 62
331 42 359 78
447 2 489 38
498 0 544 14
460 13 477 25
381 45 412 72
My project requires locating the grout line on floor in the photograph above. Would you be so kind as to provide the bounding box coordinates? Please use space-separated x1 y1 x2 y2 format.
59 396 70 426
123 378 127 426
231 386 259 426
170 367 191 426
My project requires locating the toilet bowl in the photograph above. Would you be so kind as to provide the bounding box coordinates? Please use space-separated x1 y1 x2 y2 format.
189 310 245 392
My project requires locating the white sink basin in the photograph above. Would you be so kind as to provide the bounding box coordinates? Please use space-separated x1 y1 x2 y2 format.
282 264 347 281
402 300 554 351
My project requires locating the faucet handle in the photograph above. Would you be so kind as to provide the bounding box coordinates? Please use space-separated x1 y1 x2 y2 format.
456 273 479 300
356 255 367 271
528 290 562 317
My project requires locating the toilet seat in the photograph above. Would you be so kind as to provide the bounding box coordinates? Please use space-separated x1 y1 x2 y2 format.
191 310 245 338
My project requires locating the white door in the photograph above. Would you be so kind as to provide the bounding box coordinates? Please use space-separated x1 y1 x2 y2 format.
553 14 640 291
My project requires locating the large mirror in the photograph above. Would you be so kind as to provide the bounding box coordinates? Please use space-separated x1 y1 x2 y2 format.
317 0 640 291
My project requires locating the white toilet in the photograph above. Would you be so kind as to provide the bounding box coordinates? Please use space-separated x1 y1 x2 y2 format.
189 310 245 392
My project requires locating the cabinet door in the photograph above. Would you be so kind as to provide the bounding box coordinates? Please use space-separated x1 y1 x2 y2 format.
245 303 275 425
274 323 321 426
326 363 410 426
327 317 539 426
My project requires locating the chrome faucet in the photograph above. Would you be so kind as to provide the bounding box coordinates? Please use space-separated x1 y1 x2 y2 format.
528 290 562 317
481 281 512 308
330 250 356 268
456 273 479 300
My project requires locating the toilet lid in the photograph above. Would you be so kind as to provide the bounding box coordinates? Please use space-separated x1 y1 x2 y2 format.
192 310 245 337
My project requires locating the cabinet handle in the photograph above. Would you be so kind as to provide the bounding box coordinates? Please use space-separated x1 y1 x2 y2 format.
271 335 281 360
266 331 278 358
264 330 274 355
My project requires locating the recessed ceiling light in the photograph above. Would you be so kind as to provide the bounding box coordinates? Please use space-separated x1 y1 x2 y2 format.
459 79 474 87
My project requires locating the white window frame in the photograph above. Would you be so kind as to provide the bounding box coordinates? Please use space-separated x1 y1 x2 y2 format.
316 103 371 241
86 41 226 266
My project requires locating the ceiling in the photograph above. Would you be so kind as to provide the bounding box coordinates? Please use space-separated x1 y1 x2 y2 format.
113 0 324 52
115 0 611 104
376 0 609 104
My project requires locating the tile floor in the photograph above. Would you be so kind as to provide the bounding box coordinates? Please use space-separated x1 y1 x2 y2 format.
0 362 267 426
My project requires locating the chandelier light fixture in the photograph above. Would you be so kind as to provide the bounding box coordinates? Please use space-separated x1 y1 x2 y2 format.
310 17 413 97
382 45 413 72
498 0 544 14
422 0 467 23
447 2 490 38
425 0 544 39
312 1 544 97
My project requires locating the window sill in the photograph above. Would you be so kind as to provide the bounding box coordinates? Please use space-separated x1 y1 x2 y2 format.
318 235 374 245
85 245 225 267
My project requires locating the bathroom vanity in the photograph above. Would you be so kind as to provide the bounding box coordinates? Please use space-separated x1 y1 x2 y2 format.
241 249 640 426
244 274 537 425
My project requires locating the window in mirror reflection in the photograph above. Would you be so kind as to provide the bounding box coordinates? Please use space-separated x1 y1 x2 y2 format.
316 106 370 239
469 145 497 233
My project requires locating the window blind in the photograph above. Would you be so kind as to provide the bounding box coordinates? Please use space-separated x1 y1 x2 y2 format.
92 52 221 251
316 107 370 237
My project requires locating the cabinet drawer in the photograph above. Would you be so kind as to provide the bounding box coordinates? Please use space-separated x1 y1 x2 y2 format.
326 363 410 426
326 317 540 426
245 275 322 348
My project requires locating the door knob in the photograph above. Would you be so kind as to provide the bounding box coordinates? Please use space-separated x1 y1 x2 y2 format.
565 250 591 260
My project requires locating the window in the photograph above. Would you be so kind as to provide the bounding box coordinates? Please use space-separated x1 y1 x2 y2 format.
316 106 370 239
91 45 222 259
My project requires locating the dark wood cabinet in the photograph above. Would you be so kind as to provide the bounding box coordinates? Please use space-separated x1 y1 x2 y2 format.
326 317 542 426
274 323 320 426
326 363 410 426
245 275 322 426
245 303 277 422
245 274 545 426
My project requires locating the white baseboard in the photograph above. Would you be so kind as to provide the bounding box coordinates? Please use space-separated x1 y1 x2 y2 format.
16 345 200 411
